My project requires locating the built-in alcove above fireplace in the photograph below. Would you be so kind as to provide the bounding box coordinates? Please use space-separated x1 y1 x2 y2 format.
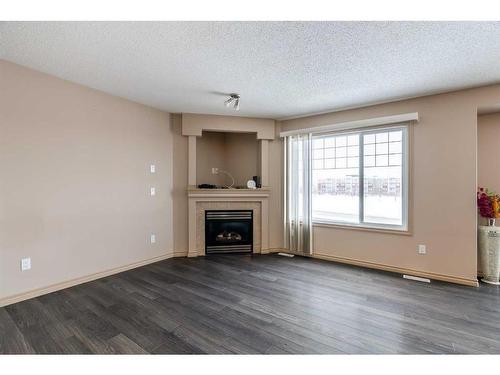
197 131 259 188
182 113 275 189
181 113 275 257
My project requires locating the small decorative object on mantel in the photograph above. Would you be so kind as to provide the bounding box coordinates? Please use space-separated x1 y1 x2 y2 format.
477 187 500 285
252 175 261 188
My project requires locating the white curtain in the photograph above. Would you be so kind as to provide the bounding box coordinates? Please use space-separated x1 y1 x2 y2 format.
284 133 312 255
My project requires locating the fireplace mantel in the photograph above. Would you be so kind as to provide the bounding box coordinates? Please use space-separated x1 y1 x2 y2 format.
188 187 270 198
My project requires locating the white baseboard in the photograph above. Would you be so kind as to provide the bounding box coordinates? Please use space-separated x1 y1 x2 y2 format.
182 248 284 257
173 250 188 257
0 251 175 308
264 248 286 254
313 252 479 287
1 249 477 308
275 249 478 287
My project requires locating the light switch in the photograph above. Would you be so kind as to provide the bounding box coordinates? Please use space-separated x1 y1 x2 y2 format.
150 234 156 244
21 257 31 271
150 164 156 174
418 244 427 254
150 187 156 196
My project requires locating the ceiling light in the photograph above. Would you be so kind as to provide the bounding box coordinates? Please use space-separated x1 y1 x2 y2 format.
225 93 240 110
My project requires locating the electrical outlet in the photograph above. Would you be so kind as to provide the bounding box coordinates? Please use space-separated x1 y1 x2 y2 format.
150 234 156 244
211 167 219 175
150 164 156 174
150 187 156 196
21 257 31 271
418 244 427 254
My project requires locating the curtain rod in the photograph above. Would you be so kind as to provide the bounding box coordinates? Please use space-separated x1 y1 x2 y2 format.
279 112 419 137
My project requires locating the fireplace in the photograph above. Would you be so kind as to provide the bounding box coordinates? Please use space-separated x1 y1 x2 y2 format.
205 210 253 254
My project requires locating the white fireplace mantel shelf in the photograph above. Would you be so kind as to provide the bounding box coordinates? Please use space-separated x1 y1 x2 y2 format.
188 188 270 198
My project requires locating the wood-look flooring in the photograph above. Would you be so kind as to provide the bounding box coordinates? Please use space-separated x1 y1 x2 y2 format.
0 254 499 354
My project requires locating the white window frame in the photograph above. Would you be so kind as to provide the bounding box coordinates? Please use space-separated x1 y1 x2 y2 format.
311 124 409 232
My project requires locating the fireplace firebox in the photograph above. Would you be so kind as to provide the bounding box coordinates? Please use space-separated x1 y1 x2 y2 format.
205 210 253 254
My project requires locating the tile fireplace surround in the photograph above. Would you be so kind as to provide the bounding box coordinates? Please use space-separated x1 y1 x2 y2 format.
187 188 270 256
182 113 276 257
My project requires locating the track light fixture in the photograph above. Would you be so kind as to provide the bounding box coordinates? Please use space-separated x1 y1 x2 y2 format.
224 93 240 110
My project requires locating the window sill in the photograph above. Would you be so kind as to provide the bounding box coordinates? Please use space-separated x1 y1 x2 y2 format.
312 221 412 236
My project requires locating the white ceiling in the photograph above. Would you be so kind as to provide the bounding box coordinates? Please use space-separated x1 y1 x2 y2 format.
2 21 500 119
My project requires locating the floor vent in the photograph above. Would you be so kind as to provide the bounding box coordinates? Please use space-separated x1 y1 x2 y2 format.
403 274 431 283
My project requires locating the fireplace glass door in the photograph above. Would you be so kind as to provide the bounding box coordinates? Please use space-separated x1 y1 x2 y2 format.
205 210 253 254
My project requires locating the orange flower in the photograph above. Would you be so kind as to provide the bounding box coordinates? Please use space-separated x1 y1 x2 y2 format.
494 196 500 218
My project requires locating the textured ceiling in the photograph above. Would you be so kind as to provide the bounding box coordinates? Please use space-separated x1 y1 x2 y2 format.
2 21 500 119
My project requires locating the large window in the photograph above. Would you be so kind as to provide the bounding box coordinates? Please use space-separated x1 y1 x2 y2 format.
312 125 408 230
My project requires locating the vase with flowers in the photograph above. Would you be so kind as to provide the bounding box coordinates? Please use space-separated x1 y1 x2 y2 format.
477 187 500 226
477 187 500 285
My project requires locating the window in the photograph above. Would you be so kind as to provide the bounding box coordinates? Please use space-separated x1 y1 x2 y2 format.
312 125 408 230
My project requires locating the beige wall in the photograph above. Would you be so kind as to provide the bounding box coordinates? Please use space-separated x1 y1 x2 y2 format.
196 131 259 187
182 113 275 139
280 85 500 284
196 131 228 186
171 114 189 257
475 112 500 274
478 113 500 205
0 60 174 302
225 132 259 186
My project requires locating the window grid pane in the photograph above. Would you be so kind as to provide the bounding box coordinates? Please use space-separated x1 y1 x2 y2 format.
364 134 375 144
312 128 405 228
324 148 335 158
313 138 324 149
325 138 335 148
363 129 404 226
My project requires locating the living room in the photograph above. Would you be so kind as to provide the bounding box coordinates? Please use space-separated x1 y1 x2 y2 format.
1 1 499 374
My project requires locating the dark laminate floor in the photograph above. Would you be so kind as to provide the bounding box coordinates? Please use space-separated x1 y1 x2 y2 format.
0 254 499 354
